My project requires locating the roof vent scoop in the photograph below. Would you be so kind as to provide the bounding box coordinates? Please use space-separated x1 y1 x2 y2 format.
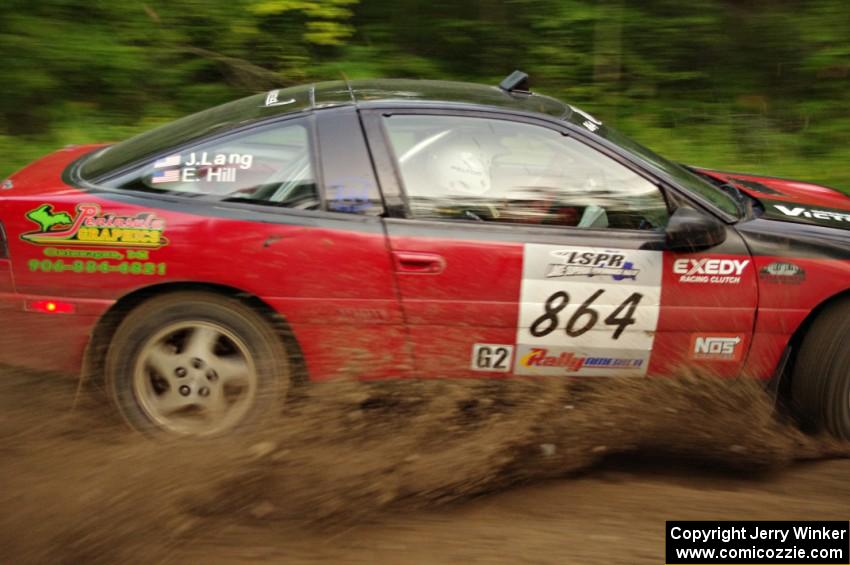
499 70 531 95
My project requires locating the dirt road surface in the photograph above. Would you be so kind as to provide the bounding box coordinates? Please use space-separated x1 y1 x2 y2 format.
167 459 850 564
1 365 848 564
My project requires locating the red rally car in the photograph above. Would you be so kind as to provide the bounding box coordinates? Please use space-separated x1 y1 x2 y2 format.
1 72 849 438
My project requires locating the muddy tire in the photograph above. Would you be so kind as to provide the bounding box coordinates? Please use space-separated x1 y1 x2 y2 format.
105 291 289 436
790 298 850 440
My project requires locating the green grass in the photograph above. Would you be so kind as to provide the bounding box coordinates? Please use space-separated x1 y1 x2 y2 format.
0 106 175 179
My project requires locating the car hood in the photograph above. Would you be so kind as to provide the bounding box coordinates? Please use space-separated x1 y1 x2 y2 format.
695 168 850 231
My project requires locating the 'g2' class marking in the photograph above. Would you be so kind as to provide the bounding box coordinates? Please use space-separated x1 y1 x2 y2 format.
529 290 643 340
471 344 514 372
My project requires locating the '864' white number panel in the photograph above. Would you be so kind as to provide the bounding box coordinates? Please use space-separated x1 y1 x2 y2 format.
514 244 663 376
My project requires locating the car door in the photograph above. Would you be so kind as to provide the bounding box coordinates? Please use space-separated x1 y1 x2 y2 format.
362 109 757 378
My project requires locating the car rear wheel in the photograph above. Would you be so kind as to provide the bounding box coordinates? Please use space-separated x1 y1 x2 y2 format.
105 291 289 436
790 297 850 440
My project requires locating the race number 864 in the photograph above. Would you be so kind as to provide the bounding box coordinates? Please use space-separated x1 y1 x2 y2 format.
530 290 644 340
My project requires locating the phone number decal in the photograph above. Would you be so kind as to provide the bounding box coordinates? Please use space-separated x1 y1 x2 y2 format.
28 258 167 276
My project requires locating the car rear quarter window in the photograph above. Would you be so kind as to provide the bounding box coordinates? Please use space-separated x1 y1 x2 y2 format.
382 114 669 230
80 86 313 181
97 118 320 210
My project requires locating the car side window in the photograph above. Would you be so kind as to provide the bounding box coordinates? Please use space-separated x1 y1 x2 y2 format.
103 118 319 210
382 114 669 230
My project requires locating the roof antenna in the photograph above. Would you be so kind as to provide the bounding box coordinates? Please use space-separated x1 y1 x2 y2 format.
499 70 531 95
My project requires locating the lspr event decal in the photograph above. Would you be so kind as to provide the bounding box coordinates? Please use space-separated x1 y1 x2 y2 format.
514 244 662 376
21 203 168 249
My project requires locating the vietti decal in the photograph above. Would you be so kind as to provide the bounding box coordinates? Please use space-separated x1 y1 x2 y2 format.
773 204 850 224
21 203 168 249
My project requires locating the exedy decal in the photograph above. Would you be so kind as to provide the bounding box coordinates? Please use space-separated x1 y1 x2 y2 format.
672 258 749 284
21 203 168 249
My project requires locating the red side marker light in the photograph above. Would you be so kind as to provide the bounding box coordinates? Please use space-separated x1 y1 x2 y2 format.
28 300 75 314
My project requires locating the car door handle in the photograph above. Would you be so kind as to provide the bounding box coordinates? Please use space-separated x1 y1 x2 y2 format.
393 252 446 274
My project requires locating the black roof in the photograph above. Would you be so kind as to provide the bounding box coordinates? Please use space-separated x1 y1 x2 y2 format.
312 79 571 119
79 78 572 180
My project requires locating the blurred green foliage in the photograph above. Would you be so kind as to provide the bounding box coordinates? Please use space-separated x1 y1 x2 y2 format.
1 0 848 189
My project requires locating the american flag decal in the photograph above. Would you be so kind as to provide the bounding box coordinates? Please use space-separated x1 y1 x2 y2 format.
153 154 181 168
151 169 180 184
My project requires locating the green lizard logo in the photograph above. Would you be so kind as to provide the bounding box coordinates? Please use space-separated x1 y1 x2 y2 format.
25 204 73 232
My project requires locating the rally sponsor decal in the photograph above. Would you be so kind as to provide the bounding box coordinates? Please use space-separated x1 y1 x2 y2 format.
545 249 639 280
470 344 514 372
20 203 169 276
21 203 168 249
515 345 648 376
761 200 850 231
689 334 745 362
773 204 850 224
672 257 749 284
515 244 662 376
759 262 805 285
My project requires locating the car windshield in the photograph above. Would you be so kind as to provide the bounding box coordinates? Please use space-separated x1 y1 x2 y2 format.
564 106 741 217
79 85 313 182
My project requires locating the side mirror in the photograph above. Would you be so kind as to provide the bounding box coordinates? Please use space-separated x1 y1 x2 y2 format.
665 207 727 251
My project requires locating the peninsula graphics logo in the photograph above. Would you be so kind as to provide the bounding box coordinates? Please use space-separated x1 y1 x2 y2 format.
21 203 168 249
